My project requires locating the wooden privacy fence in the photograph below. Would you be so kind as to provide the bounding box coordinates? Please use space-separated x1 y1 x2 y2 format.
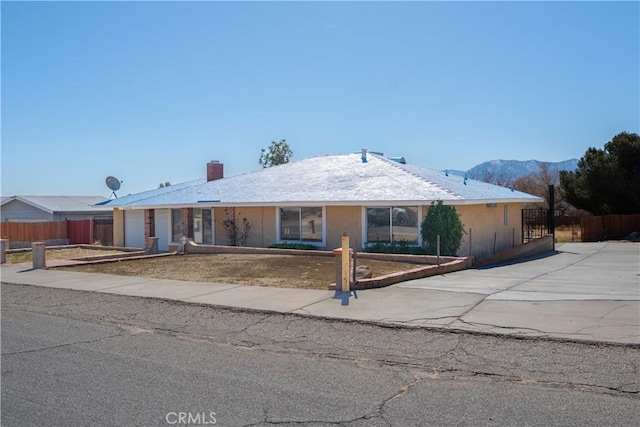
0 219 113 245
0 221 66 242
66 219 92 244
581 214 640 242
93 218 114 246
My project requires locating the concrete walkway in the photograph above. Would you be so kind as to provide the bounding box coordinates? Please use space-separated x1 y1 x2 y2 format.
1 242 638 345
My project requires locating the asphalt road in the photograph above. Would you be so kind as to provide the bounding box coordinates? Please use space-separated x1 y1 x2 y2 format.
2 284 638 427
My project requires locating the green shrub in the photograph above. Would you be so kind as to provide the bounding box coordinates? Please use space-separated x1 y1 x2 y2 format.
363 241 428 255
420 200 465 256
268 243 319 250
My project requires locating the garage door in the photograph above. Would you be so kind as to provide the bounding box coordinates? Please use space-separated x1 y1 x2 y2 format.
124 210 145 249
155 209 170 252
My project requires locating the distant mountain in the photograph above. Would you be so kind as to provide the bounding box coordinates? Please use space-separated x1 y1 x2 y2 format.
451 159 579 183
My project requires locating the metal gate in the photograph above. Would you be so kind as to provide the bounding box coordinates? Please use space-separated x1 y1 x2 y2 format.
522 209 551 243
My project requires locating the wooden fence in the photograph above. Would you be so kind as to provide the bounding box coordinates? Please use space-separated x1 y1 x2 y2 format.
67 219 92 244
94 218 114 246
0 221 67 242
580 214 640 242
0 219 113 246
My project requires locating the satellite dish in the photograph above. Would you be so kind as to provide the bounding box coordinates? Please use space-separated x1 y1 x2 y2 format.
106 176 122 199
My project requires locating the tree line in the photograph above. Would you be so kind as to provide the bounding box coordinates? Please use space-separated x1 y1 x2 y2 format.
479 132 639 216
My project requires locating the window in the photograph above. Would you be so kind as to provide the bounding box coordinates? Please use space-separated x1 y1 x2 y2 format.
193 208 213 244
279 207 323 243
366 207 419 244
171 209 182 243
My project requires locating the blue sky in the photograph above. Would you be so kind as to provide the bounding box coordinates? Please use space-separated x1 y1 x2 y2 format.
2 1 638 197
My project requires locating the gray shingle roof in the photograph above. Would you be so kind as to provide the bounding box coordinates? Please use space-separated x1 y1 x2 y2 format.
1 195 112 213
104 153 543 208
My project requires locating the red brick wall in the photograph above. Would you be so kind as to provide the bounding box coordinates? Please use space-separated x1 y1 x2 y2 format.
181 208 193 239
144 209 155 240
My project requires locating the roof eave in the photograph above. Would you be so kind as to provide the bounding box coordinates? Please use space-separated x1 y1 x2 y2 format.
110 197 542 210
4 196 55 214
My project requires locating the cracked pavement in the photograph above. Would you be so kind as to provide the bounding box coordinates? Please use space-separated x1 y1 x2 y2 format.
2 283 639 426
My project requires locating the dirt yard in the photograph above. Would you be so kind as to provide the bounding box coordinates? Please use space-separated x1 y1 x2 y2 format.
5 247 126 264
60 254 421 290
555 225 581 242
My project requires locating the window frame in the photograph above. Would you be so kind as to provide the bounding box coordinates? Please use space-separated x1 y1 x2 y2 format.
171 209 182 243
193 208 214 244
362 206 422 247
276 206 326 246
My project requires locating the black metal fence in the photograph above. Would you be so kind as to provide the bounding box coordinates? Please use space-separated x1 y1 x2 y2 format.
522 209 551 243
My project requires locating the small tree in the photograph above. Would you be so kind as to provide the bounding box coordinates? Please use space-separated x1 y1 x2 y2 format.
420 200 464 256
222 208 251 246
259 139 292 168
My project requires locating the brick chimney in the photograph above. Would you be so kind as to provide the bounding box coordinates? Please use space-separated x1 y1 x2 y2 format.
207 161 223 182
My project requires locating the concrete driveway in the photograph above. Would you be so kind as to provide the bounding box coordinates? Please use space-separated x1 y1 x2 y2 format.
296 242 640 344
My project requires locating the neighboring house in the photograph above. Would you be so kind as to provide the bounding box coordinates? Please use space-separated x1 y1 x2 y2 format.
1 195 114 222
103 151 543 258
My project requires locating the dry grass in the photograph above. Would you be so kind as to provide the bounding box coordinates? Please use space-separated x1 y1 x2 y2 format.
555 225 581 243
6 248 125 264
61 254 421 290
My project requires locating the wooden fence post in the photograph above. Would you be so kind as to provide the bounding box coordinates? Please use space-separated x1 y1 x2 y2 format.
341 233 350 292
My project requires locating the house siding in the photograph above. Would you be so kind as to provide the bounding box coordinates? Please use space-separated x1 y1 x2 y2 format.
0 200 53 222
213 206 363 249
240 207 273 248
113 209 124 246
116 201 528 258
213 207 226 246
455 203 523 259
326 206 362 249
213 207 276 247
